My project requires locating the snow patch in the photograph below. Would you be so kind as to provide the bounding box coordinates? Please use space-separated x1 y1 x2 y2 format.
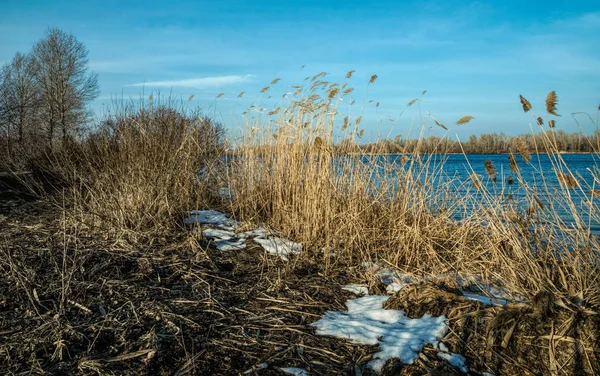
311 296 447 373
437 351 468 373
280 367 309 376
342 284 369 296
254 237 302 261
186 210 238 230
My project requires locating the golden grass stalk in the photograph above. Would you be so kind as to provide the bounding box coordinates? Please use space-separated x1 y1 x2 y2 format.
431 116 447 130
508 153 519 173
470 173 482 190
556 173 578 188
408 98 418 107
520 95 532 112
545 91 560 116
456 116 474 125
271 78 281 84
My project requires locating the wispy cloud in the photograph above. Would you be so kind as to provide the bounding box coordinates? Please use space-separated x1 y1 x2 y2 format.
127 75 254 88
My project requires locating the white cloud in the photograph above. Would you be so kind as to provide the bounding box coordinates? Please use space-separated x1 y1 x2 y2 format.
127 74 254 88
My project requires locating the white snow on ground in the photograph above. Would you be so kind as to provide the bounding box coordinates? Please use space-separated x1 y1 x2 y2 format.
342 284 369 296
254 237 302 261
437 352 468 373
311 296 447 373
214 238 247 251
186 210 303 260
186 210 238 230
202 228 235 240
280 367 309 376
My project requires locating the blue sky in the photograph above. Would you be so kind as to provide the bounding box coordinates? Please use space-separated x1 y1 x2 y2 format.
1 0 598 140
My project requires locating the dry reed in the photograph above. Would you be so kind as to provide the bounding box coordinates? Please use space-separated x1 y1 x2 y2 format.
456 116 474 125
520 95 532 112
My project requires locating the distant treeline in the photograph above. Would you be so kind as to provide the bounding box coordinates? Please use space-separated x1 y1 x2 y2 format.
357 130 600 154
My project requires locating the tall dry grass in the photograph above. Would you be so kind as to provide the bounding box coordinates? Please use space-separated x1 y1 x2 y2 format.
225 75 600 309
29 98 225 241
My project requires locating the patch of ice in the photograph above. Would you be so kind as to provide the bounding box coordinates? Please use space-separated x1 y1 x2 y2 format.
202 228 236 240
243 362 268 374
239 227 272 239
342 284 369 296
463 292 508 306
185 210 238 230
312 296 448 373
254 237 302 261
437 352 468 373
280 367 309 376
214 238 246 251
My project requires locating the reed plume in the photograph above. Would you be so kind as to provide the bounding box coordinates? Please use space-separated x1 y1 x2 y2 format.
546 91 560 116
261 86 270 93
520 95 532 112
537 117 544 126
548 120 556 129
369 74 378 84
432 116 447 130
327 88 339 101
509 153 519 173
515 139 531 163
408 98 418 107
238 91 245 98
216 93 224 98
345 70 355 79
456 116 474 125
484 160 497 178
557 173 578 188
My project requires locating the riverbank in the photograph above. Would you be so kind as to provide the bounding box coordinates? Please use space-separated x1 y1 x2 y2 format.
2 190 598 375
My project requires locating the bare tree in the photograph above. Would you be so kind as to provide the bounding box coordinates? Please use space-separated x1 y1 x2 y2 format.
0 52 40 145
32 28 99 146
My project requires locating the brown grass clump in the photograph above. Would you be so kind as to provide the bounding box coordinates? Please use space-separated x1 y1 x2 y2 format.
557 172 579 188
385 282 600 376
546 91 560 116
456 116 474 125
30 101 224 241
